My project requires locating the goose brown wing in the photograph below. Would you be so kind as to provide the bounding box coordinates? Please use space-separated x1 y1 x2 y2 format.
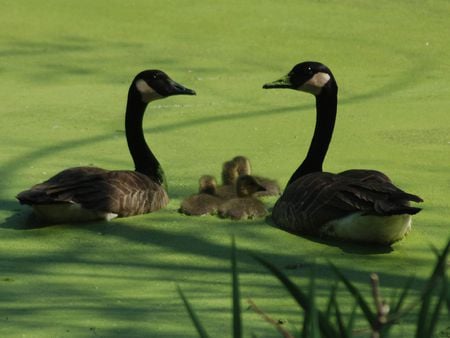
17 167 168 216
16 167 108 204
272 171 423 235
338 169 392 184
71 170 169 216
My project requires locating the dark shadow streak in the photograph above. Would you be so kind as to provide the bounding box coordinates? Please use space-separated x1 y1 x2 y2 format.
1 53 430 234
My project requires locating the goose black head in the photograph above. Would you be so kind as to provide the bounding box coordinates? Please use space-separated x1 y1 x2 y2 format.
236 175 266 197
263 61 336 95
134 70 196 103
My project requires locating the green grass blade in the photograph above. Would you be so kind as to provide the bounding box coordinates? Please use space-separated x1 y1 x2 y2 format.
177 285 211 338
426 278 447 338
329 263 377 329
252 254 338 338
383 278 419 334
416 240 450 338
381 274 416 336
231 236 242 338
391 275 415 315
345 301 358 336
325 281 338 320
333 295 348 338
421 268 448 338
302 267 319 338
447 272 450 314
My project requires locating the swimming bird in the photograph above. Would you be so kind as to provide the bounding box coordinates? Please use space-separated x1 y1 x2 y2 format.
17 70 195 223
215 159 239 199
218 175 268 220
179 175 223 216
263 61 423 245
232 155 281 197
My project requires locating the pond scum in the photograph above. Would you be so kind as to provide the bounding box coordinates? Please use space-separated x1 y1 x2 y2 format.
178 238 449 338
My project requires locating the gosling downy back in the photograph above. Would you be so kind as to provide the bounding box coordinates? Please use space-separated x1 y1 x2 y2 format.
218 175 268 220
179 175 222 216
233 155 281 197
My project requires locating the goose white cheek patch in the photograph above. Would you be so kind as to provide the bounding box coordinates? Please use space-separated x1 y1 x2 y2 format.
299 72 331 95
136 79 163 102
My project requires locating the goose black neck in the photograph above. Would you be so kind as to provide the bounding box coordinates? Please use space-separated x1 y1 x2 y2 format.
125 88 165 185
287 86 338 186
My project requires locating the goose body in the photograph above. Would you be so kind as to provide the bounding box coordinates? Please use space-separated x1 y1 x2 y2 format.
263 61 422 244
218 175 268 220
179 175 223 216
17 70 195 223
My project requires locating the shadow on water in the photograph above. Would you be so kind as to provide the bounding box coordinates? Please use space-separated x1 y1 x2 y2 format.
0 26 445 338
1 197 442 337
0 51 431 234
0 34 434 247
0 36 185 85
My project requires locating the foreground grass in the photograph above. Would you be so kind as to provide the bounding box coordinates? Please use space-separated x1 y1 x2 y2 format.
1 1 449 337
179 239 449 338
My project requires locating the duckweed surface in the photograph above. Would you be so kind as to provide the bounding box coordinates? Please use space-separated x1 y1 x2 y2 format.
1 1 449 337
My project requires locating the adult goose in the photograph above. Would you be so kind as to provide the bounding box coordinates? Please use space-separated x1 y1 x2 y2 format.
263 61 423 245
17 70 195 223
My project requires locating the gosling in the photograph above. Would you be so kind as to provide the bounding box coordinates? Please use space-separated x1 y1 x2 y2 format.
218 175 268 220
232 155 281 197
179 175 222 216
215 160 239 199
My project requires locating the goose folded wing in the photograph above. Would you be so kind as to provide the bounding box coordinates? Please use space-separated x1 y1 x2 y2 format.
284 172 423 227
319 174 423 216
17 169 167 216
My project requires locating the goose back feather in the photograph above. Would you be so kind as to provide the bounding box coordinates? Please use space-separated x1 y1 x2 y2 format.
272 170 422 243
18 168 169 220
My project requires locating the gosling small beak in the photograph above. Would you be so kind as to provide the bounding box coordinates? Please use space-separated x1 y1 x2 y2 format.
257 184 267 192
262 74 292 89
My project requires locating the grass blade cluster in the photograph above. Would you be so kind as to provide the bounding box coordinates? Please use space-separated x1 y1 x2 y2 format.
178 239 449 337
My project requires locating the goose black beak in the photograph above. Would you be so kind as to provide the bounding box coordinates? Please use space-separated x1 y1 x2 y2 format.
263 75 292 89
169 79 196 96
